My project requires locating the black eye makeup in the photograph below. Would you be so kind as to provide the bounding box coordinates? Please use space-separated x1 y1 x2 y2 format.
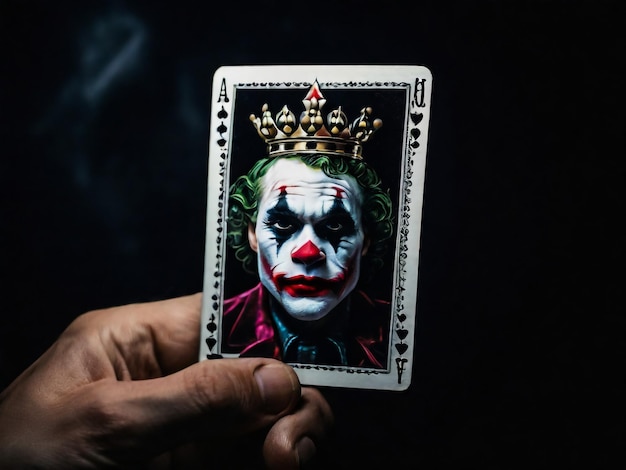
265 195 302 249
265 214 302 236
315 208 356 251
263 189 358 252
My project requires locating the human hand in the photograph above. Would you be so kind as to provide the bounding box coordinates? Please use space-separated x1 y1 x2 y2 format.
0 293 333 468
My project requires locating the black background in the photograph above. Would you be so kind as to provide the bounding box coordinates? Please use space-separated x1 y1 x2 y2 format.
1 1 622 468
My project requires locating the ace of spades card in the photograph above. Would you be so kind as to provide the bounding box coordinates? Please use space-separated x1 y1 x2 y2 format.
199 65 432 390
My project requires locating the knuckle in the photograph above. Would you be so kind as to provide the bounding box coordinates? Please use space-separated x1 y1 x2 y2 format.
63 309 105 338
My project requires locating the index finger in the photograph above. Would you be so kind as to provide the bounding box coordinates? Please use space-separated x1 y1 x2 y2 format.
93 293 204 374
137 293 203 374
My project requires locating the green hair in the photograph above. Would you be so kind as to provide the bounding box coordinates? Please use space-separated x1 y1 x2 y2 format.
227 154 394 284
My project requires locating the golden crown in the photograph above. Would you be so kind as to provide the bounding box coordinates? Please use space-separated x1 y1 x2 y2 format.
249 80 382 160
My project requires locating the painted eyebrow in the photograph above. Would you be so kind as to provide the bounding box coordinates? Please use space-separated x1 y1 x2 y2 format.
323 203 354 221
265 204 298 220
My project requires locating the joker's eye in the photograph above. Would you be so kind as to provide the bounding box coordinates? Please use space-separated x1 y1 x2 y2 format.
273 220 294 231
325 220 344 231
316 214 355 241
266 216 301 236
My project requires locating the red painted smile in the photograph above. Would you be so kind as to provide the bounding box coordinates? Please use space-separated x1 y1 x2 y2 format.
275 274 345 298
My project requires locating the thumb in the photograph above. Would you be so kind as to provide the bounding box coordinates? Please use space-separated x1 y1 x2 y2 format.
73 358 300 462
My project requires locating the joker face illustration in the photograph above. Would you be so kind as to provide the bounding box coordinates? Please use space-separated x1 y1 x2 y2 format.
247 158 369 321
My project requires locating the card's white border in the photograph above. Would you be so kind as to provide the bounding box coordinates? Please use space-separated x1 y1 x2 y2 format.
199 65 432 390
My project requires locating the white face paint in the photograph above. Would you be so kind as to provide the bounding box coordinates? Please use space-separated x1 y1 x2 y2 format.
250 158 366 321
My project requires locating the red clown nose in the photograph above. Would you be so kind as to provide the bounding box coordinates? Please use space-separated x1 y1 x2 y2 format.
291 240 326 265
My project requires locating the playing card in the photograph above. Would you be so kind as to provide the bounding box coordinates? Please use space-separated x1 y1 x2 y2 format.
199 65 432 390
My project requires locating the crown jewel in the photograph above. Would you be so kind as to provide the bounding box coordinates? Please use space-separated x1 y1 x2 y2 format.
249 80 382 160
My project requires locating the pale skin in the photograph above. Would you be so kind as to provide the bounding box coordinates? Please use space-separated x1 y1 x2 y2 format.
0 293 333 468
249 159 370 322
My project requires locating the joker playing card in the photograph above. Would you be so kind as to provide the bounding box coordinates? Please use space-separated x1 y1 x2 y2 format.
199 65 432 390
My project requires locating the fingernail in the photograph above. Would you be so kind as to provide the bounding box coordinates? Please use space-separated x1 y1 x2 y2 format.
254 364 298 414
296 436 316 468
